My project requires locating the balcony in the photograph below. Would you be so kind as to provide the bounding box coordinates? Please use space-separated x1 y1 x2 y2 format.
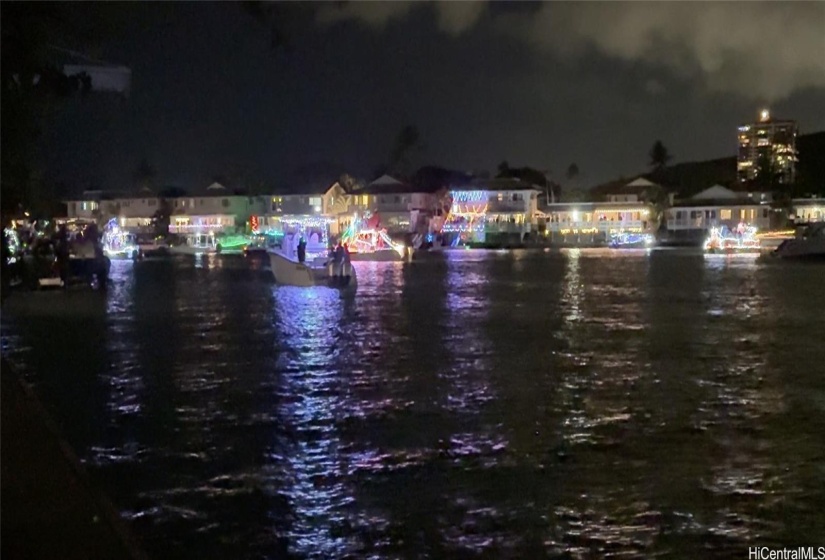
487 200 527 213
545 219 648 233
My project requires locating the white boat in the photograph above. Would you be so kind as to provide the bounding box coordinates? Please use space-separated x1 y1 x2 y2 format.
771 223 825 260
268 250 357 289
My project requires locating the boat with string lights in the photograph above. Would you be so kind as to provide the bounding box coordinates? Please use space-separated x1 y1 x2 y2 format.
168 232 249 255
266 215 356 289
340 212 407 261
608 232 655 248
102 219 141 259
703 223 762 253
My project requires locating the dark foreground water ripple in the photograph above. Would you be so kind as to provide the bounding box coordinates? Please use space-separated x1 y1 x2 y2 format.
2 249 824 559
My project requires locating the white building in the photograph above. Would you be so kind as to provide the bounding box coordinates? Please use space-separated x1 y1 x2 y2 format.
64 190 160 232
792 198 825 223
666 185 772 232
168 183 267 235
261 180 351 236
444 178 541 243
542 202 654 240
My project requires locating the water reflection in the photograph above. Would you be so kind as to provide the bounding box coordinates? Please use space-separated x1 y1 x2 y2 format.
269 286 358 558
2 252 824 558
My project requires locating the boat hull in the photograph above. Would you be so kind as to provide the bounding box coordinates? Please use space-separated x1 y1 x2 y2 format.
772 239 825 260
348 249 405 262
268 251 357 289
169 245 218 255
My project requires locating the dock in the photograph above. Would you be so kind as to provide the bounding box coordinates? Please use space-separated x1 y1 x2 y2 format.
1 358 149 560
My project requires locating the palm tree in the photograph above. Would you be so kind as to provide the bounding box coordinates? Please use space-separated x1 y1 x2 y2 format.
565 163 580 182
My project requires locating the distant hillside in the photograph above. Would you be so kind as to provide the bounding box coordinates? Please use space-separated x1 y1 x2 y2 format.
591 131 825 198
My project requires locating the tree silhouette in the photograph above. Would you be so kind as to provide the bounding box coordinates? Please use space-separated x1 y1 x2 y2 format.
388 125 423 179
649 140 672 171
565 163 580 181
151 198 172 239
133 158 157 192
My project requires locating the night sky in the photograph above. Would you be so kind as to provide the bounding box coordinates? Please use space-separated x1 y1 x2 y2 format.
36 2 825 194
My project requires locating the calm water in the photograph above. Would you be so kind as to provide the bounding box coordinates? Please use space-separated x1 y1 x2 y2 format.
2 249 824 559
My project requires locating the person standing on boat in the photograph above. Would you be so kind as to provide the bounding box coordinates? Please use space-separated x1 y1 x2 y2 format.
334 242 345 279
342 243 352 282
56 224 70 286
297 235 307 264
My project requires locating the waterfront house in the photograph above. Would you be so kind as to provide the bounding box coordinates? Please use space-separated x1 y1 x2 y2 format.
348 175 448 235
664 184 771 245
541 202 654 244
445 178 541 244
64 189 160 232
792 197 825 223
168 182 267 235
261 180 350 236
538 177 658 245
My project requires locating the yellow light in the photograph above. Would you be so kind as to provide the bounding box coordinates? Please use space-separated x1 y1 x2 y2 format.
760 109 770 122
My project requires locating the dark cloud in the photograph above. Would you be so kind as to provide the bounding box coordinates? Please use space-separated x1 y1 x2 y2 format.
316 1 487 36
27 2 825 194
319 1 825 101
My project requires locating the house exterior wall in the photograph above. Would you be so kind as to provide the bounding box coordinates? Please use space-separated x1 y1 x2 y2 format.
543 203 654 235
792 199 825 223
666 204 771 231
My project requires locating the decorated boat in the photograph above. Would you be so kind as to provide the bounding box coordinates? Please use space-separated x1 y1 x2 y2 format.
341 212 407 261
168 232 249 255
608 232 655 248
268 249 356 289
703 223 762 253
102 219 141 259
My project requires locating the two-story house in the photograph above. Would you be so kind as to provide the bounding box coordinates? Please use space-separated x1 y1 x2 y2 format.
168 183 267 235
444 178 541 244
541 177 659 244
64 189 160 232
261 180 350 237
792 197 825 224
664 184 772 245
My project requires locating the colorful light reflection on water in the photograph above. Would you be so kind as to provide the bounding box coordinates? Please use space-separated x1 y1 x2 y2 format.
2 250 824 558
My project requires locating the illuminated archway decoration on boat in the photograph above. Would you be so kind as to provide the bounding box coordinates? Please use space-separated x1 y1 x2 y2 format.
102 217 139 257
341 212 405 256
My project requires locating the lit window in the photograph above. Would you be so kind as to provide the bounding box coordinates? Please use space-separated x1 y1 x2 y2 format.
721 209 732 220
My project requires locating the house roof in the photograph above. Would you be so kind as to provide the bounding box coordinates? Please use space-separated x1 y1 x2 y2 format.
589 177 665 199
451 177 542 192
626 177 657 187
357 182 432 195
271 180 340 196
691 185 739 200
368 174 405 187
671 199 766 208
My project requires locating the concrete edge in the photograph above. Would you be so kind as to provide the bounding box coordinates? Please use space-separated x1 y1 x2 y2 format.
2 357 151 560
